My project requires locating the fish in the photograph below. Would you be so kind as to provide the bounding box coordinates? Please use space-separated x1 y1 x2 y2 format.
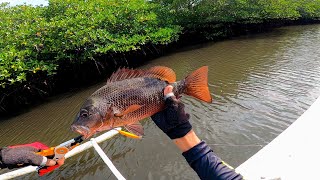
71 66 212 139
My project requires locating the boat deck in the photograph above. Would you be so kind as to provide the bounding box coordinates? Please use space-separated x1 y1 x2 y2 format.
236 97 320 180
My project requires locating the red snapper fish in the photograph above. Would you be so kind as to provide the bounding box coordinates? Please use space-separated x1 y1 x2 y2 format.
71 66 212 139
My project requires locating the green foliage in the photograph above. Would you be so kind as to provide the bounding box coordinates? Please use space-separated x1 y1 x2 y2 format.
154 0 320 28
0 4 57 88
1 0 320 91
297 0 320 18
0 0 181 88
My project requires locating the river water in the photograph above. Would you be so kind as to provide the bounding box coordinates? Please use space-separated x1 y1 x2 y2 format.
1 24 320 179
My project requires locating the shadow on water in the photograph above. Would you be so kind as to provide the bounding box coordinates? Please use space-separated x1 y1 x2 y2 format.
1 24 320 179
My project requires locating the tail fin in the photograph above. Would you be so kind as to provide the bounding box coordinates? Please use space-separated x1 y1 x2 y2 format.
184 66 212 103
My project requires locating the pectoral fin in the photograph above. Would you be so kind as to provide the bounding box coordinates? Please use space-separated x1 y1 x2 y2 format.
124 122 144 137
104 106 115 120
114 104 143 117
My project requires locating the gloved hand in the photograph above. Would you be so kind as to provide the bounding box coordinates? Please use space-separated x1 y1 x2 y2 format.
0 142 64 173
1 145 49 169
151 85 192 139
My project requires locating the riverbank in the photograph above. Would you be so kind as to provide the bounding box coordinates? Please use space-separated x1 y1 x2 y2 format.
174 19 320 47
1 0 320 116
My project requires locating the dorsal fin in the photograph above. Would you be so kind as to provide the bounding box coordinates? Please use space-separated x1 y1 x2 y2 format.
146 66 176 83
107 68 144 83
107 66 176 83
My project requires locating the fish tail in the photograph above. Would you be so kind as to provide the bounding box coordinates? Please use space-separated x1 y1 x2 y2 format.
182 66 212 103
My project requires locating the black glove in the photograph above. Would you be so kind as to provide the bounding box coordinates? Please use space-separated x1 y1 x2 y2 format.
151 96 192 139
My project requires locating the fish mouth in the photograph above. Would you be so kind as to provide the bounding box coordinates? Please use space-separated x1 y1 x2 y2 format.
71 125 94 139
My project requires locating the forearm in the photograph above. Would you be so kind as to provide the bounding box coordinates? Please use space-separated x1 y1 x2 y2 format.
174 132 243 180
173 130 201 152
182 141 243 180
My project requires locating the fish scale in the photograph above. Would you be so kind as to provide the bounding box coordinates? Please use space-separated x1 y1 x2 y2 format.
98 77 167 126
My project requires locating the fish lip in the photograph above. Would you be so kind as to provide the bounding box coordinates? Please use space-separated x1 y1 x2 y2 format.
71 125 92 139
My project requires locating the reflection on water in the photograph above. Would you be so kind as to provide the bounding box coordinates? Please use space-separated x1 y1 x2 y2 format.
1 24 320 179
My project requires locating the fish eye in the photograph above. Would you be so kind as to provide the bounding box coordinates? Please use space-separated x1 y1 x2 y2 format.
81 112 88 118
80 109 89 118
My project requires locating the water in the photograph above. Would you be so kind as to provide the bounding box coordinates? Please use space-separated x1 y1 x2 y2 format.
1 24 320 179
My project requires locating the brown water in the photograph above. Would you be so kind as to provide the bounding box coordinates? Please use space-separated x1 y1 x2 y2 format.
1 24 320 179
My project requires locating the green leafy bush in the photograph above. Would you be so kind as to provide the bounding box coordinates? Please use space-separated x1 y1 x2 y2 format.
0 0 181 88
154 0 320 28
0 4 56 88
